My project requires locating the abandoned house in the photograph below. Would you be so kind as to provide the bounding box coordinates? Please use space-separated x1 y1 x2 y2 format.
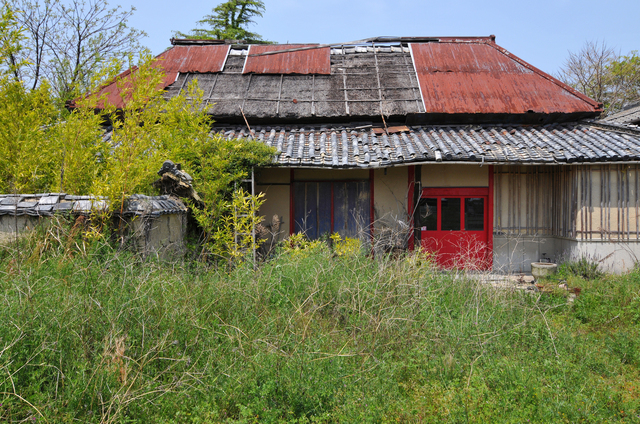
91 35 640 273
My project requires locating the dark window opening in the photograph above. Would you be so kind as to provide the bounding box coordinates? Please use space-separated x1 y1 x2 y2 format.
293 181 370 240
441 198 460 231
417 198 438 231
465 198 484 231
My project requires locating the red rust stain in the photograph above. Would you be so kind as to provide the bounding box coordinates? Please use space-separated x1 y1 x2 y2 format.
158 44 230 74
410 42 602 114
78 45 230 109
243 44 330 75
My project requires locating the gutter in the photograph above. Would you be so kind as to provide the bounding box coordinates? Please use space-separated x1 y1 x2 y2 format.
260 160 640 171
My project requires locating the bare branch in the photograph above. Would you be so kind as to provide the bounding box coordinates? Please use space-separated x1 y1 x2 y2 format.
7 0 146 99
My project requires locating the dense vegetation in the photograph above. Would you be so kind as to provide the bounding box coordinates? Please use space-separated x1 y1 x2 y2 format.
0 5 275 262
1 224 639 423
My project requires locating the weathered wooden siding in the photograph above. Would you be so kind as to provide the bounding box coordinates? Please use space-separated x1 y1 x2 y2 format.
494 164 640 241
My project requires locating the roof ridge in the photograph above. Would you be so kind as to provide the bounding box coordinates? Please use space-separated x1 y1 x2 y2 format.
586 120 640 135
483 42 603 113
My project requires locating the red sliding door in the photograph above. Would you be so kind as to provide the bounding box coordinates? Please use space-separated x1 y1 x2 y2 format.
417 187 491 270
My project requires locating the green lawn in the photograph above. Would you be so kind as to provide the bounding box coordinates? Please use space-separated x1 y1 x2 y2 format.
1 231 639 423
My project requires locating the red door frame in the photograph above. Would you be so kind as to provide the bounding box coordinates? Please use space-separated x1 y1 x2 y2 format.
408 166 416 250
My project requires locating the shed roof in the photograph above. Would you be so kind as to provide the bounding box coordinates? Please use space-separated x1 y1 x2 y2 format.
211 122 640 168
0 194 186 218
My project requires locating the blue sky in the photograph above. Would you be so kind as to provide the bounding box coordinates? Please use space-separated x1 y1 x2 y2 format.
123 0 639 76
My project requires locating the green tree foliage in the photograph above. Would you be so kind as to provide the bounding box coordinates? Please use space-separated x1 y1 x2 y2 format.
176 0 268 43
0 6 57 193
558 41 640 115
0 2 275 261
608 51 640 110
0 81 57 193
87 53 211 213
0 3 24 79
186 139 274 264
0 4 111 194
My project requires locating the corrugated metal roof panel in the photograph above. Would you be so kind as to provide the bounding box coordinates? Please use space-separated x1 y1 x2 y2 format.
211 122 640 167
158 44 230 74
410 42 603 115
81 45 230 109
243 44 331 75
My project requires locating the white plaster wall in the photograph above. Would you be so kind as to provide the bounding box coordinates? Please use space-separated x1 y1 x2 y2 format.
555 238 640 274
373 167 410 252
493 234 557 273
422 164 489 187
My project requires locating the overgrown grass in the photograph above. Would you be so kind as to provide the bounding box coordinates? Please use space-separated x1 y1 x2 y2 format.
1 228 639 423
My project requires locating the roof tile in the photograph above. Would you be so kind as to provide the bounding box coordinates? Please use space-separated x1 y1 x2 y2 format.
212 122 640 167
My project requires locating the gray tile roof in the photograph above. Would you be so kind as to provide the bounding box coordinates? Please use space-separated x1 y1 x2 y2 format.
0 194 185 217
0 193 80 217
602 103 640 125
212 121 640 168
123 195 188 218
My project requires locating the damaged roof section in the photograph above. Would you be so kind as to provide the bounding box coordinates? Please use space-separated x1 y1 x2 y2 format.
211 122 640 168
162 37 602 124
166 44 424 123
83 36 604 124
83 44 231 109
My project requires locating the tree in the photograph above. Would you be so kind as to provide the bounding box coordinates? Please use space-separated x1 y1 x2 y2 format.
4 0 146 101
0 5 57 193
176 0 268 43
608 51 640 111
557 41 640 115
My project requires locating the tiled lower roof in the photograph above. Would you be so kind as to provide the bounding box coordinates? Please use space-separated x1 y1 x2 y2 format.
123 195 188 218
602 103 640 125
212 121 640 167
0 194 185 218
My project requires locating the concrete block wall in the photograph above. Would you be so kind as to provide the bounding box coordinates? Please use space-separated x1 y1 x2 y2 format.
493 233 640 274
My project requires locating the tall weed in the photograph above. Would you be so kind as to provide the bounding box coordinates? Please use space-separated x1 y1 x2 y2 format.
0 232 639 422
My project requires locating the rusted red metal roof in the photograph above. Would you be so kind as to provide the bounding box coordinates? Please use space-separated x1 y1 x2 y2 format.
158 44 230 77
410 41 603 114
243 44 331 75
80 45 230 109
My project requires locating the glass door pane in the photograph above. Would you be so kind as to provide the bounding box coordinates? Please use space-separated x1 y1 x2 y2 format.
464 198 484 231
417 198 438 231
441 198 461 231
